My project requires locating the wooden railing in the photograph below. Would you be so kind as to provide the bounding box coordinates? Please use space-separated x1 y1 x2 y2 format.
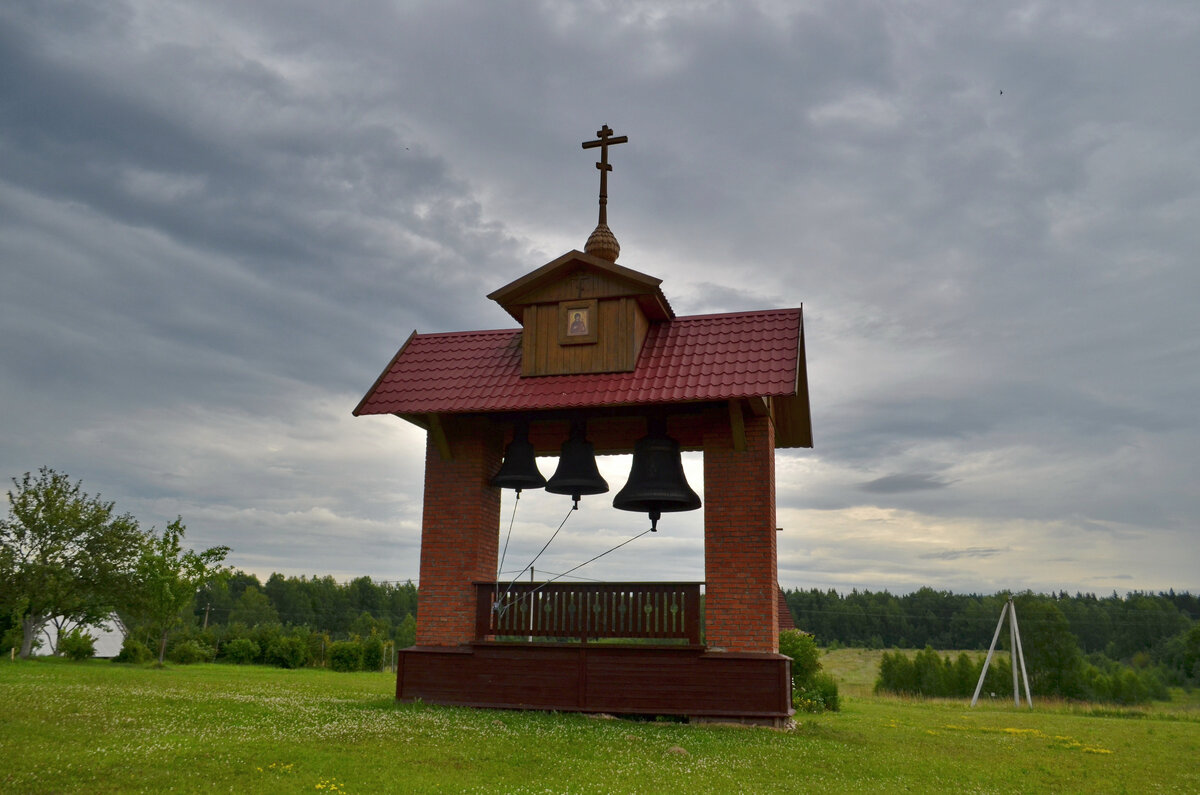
475 582 702 645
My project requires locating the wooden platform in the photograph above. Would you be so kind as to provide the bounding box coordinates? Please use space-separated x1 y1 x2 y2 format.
396 642 793 723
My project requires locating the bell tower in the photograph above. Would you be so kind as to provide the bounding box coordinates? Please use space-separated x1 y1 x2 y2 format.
354 124 812 723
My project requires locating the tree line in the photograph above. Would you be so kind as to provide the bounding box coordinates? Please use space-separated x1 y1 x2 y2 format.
788 587 1200 701
784 586 1197 659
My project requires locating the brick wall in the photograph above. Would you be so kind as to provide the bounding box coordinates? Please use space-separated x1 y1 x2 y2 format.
415 417 502 646
702 412 778 653
411 409 779 652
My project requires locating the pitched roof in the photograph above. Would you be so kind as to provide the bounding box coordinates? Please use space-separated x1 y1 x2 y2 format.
487 250 673 324
355 308 811 447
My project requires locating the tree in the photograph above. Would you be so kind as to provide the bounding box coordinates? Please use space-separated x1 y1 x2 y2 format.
1014 595 1086 698
229 586 279 627
133 517 229 664
1 468 144 658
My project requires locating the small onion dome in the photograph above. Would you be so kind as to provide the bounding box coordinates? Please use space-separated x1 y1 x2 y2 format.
584 223 620 262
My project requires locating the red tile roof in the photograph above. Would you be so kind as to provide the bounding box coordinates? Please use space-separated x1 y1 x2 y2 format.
355 308 804 417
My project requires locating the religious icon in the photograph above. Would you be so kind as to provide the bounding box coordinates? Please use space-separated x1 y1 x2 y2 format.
559 299 598 345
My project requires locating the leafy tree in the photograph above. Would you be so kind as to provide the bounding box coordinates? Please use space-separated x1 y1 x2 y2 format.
229 586 279 627
396 614 417 649
130 517 228 664
1013 595 1086 698
1 468 144 658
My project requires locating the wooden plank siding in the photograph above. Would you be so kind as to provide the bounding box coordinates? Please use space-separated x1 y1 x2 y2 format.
396 643 793 722
522 297 649 376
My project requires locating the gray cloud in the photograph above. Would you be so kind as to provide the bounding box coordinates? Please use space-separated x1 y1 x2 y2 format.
2 0 1198 595
861 473 954 494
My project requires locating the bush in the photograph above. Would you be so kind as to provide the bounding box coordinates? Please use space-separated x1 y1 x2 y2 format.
168 639 215 664
328 640 362 672
779 630 821 685
58 629 96 661
266 636 310 669
361 636 385 672
114 637 153 664
249 623 284 659
780 629 838 712
223 638 260 665
794 671 840 713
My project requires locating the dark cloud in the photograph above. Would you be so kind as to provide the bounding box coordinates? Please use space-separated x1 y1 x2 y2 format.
861 473 953 494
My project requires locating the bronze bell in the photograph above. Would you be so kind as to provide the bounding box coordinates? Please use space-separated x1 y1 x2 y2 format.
491 421 546 494
545 421 608 508
612 422 700 531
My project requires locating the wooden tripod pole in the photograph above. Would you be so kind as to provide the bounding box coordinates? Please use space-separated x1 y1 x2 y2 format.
971 597 1033 708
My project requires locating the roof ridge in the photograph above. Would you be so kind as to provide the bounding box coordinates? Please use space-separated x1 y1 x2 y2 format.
412 327 521 338
670 307 801 322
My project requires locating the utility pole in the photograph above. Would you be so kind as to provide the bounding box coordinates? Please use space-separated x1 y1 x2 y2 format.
971 597 1033 708
202 603 211 630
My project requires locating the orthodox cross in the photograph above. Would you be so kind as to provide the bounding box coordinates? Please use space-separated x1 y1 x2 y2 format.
582 124 628 227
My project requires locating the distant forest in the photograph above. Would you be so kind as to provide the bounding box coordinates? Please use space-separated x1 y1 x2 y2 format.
189 571 417 642
191 573 1196 664
783 587 1199 659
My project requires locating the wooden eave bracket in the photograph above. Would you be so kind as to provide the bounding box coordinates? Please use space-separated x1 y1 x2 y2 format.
428 414 452 461
728 399 747 452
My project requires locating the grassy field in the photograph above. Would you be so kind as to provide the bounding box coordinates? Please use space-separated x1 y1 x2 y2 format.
3 657 1199 793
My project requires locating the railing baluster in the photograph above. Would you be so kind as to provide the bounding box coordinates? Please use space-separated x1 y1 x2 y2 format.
478 582 702 644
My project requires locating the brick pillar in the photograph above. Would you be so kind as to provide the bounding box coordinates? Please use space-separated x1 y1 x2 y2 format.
415 417 502 646
703 411 778 653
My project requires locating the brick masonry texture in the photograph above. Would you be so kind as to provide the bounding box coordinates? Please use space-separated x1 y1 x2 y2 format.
703 412 778 653
415 417 502 646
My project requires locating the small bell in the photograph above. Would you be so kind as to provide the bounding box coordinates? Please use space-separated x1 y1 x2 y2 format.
612 420 700 531
545 421 609 508
491 421 546 494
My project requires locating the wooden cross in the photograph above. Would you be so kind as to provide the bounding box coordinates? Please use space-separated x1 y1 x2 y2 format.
582 124 628 226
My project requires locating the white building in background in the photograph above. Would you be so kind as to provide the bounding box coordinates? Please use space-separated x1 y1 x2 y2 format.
36 614 128 658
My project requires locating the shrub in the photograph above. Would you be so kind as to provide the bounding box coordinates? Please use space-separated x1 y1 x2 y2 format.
223 638 260 665
328 640 362 673
780 629 839 712
58 629 96 661
266 636 310 669
778 630 821 685
794 671 840 713
114 637 153 664
249 623 284 658
361 636 385 672
168 639 215 664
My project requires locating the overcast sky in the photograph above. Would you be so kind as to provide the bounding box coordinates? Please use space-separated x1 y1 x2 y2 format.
3 1 1198 597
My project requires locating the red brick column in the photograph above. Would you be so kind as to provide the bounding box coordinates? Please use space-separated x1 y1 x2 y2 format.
415 417 502 646
703 412 778 653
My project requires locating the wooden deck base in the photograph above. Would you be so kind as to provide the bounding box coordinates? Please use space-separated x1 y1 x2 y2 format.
396 642 793 724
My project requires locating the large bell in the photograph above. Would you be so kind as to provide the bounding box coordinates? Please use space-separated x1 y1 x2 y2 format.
491 421 546 494
612 424 700 531
545 421 608 508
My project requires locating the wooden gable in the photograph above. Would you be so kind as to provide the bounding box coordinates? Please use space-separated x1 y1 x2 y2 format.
487 250 674 377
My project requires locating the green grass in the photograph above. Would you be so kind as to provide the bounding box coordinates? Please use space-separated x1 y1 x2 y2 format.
3 657 1199 793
